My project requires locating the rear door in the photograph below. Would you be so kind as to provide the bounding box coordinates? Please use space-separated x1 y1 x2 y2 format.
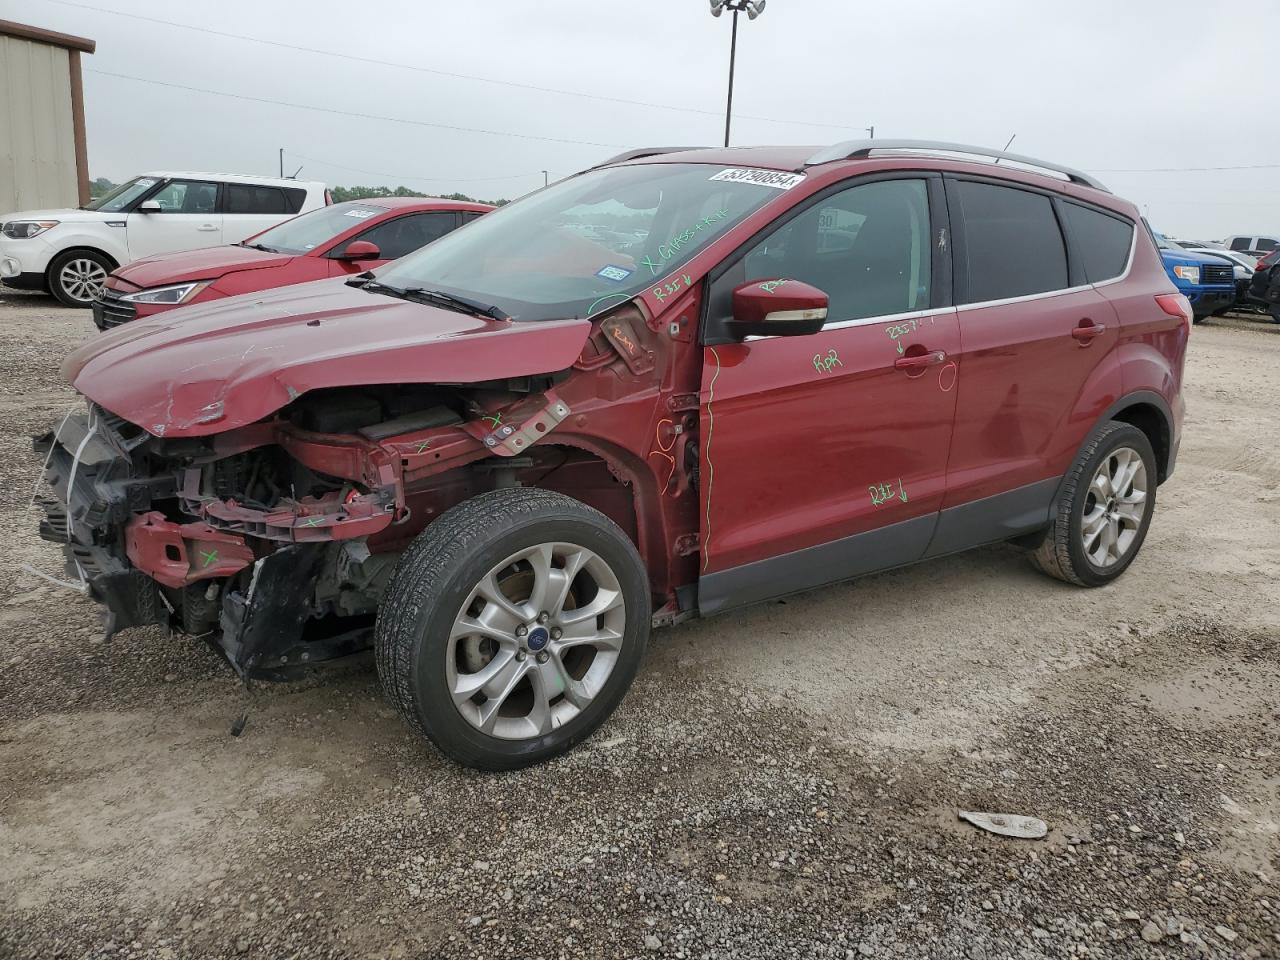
125 178 223 259
931 176 1124 554
697 174 960 613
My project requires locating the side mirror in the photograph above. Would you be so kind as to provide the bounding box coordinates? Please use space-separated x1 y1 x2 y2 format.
337 239 380 260
726 278 828 339
138 200 162 213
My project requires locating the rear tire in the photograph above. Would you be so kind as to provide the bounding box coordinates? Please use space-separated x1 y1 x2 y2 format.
47 249 113 307
1029 421 1157 587
375 488 650 770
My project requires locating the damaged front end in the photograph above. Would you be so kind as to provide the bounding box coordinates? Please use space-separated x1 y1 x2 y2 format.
34 377 577 680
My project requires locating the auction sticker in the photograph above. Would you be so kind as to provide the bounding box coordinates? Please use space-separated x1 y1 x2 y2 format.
596 264 633 282
344 209 377 219
709 168 806 190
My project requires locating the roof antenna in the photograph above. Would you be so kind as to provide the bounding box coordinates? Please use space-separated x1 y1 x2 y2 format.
289 165 304 179
994 134 1016 163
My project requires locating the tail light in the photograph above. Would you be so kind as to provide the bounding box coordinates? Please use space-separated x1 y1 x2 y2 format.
1155 293 1193 330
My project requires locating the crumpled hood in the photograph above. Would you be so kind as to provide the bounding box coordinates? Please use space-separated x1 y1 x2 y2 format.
111 245 295 290
63 278 592 438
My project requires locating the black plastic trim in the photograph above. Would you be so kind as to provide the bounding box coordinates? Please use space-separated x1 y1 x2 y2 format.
698 513 936 616
924 477 1060 559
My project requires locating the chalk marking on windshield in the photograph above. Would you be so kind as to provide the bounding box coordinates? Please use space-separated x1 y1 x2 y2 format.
587 293 631 317
645 209 731 275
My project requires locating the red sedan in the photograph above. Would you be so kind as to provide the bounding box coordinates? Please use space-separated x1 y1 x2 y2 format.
92 197 493 329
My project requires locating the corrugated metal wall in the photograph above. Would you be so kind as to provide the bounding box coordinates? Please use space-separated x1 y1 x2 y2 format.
0 36 78 215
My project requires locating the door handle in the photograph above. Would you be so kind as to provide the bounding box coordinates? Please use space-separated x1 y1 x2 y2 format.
894 350 947 371
197 224 218 232
1071 319 1106 344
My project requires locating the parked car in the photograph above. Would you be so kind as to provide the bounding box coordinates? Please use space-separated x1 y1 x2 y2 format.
1 172 328 307
1222 234 1280 258
36 140 1189 769
1170 240 1258 312
93 198 494 329
1153 232 1236 322
1247 258 1280 321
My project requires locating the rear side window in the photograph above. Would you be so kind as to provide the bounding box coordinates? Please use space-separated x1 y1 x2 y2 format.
225 184 290 215
282 187 307 213
1229 237 1252 251
1061 203 1134 283
955 180 1068 303
1257 238 1278 252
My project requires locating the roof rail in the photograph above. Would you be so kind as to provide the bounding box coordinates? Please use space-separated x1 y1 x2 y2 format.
803 139 1109 193
591 147 709 168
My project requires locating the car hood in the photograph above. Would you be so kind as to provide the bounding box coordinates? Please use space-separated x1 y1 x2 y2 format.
1161 248 1232 267
63 278 593 438
1 207 121 225
112 245 296 290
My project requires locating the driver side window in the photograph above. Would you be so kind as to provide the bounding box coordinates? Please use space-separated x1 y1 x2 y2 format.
740 179 932 323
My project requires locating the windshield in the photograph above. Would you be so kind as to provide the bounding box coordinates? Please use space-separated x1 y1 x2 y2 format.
83 176 161 212
247 201 386 254
376 163 787 321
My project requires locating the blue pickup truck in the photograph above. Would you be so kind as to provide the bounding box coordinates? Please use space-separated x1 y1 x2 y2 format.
1153 232 1236 324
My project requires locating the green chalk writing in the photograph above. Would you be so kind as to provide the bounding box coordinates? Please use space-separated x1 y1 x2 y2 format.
642 209 730 275
652 274 693 303
812 349 843 374
868 478 908 507
199 548 218 567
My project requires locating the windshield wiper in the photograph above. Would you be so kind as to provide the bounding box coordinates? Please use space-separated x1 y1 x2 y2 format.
400 288 510 321
240 242 277 253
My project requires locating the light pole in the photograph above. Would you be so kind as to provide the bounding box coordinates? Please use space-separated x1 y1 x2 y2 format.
710 0 766 148
542 170 549 187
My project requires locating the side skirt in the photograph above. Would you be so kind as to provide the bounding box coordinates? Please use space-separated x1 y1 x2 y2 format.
696 477 1061 617
697 514 936 617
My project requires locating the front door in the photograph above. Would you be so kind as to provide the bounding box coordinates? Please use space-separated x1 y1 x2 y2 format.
126 179 223 260
697 175 959 614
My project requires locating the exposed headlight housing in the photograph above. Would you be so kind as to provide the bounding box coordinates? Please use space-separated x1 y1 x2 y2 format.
119 281 212 305
1172 265 1200 284
1 220 59 240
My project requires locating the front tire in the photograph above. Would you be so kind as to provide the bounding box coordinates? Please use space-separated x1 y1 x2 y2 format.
1029 421 1157 587
375 488 650 770
47 249 113 307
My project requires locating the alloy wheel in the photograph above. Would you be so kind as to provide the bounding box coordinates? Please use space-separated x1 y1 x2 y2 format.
60 258 107 303
446 542 626 740
1081 446 1148 568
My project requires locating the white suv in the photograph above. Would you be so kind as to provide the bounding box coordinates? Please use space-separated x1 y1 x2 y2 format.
0 172 328 306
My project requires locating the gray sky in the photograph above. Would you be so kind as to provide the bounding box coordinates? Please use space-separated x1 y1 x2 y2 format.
11 0 1278 238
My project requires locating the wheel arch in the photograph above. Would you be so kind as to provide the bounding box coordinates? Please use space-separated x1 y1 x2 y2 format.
45 244 120 281
1080 391 1175 485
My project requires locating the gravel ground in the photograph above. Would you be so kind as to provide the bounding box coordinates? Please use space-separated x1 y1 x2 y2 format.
0 289 1277 960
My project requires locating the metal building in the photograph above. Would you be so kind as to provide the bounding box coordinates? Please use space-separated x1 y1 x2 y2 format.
0 19 95 213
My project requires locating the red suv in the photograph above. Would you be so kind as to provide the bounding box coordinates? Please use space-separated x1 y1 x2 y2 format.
91 198 493 329
37 141 1188 769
